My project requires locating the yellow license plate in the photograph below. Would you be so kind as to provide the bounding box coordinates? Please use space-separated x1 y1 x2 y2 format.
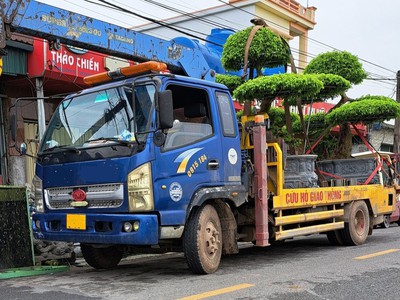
66 214 86 230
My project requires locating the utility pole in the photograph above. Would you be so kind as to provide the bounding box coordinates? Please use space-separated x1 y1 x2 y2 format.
393 71 400 153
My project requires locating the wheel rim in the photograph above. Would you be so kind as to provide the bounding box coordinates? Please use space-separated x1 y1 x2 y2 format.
355 210 366 235
204 220 220 258
384 216 390 227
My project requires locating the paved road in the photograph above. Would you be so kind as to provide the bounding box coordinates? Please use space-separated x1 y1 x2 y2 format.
2 225 400 300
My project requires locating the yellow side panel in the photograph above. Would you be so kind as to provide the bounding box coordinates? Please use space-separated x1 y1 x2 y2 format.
273 185 395 216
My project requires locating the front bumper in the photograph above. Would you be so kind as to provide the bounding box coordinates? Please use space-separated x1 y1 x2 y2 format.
32 213 159 245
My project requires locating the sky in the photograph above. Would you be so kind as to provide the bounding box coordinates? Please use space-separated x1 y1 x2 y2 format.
37 0 399 100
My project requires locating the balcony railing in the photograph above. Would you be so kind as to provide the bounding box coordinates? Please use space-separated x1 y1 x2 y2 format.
229 0 316 22
271 0 316 21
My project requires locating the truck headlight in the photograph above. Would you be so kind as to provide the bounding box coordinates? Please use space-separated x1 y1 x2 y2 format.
127 163 154 212
32 175 44 213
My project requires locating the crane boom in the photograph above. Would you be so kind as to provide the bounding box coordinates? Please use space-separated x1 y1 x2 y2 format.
0 0 215 81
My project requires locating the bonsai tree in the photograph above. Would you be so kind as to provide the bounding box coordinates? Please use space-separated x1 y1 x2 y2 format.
230 70 353 153
221 25 290 115
221 26 290 77
296 96 400 159
325 95 400 157
303 51 400 158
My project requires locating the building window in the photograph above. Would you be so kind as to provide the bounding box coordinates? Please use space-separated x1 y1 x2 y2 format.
380 143 394 152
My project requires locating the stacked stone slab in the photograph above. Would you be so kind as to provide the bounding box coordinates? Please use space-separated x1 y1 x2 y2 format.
284 155 319 188
317 158 379 185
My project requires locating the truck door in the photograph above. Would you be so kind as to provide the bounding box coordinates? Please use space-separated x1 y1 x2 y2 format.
215 91 241 184
153 83 225 225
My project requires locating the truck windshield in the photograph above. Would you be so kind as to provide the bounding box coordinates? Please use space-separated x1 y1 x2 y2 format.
39 83 155 152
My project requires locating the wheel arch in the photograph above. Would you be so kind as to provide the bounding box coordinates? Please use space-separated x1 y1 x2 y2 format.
342 199 373 221
185 186 245 255
342 199 375 235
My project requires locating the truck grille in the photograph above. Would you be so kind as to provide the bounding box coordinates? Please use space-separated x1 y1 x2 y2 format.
45 184 124 209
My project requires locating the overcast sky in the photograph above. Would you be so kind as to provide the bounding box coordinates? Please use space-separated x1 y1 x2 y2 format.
38 0 399 100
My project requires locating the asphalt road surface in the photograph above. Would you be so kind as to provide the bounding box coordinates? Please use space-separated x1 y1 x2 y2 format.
2 224 400 300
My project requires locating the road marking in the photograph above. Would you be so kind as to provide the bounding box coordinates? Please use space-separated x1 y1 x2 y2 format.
354 249 400 260
178 283 255 300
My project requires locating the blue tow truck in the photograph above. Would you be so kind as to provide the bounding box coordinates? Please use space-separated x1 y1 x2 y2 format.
2 0 396 274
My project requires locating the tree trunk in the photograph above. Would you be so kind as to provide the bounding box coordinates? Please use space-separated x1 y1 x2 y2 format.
259 99 273 114
243 101 252 116
283 99 295 154
335 123 352 158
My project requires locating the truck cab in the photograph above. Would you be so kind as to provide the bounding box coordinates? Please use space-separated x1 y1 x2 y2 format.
32 64 244 272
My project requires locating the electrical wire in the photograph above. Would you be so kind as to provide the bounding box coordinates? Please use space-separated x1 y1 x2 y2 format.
88 0 222 46
215 0 397 75
60 0 397 95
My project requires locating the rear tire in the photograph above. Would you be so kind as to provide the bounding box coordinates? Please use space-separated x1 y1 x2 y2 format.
326 230 344 246
183 204 222 274
81 244 123 269
342 201 370 246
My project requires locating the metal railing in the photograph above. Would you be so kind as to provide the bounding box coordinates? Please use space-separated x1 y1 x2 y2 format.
271 0 316 21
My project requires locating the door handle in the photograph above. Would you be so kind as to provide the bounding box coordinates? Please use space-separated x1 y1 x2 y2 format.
207 160 219 170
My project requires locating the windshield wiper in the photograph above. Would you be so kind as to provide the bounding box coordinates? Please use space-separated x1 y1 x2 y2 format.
42 145 80 153
84 137 133 146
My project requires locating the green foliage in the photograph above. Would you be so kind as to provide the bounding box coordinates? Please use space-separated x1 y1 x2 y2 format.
268 107 299 139
292 112 338 159
304 51 367 85
221 26 290 72
310 134 339 160
303 74 351 103
326 96 400 125
233 73 323 104
293 112 327 133
215 74 244 92
236 109 243 120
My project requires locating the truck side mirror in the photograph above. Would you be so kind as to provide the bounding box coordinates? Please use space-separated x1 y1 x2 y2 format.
158 90 173 130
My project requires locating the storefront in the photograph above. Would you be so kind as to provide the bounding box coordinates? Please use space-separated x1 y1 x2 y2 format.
1 35 135 186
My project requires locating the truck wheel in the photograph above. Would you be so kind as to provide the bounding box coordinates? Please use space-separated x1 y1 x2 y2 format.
183 204 222 274
326 230 344 246
380 215 390 229
81 244 123 269
342 201 370 246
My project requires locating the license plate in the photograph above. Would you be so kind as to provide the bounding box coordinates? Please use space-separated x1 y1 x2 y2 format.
66 214 86 230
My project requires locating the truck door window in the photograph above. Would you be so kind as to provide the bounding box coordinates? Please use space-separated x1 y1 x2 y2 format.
216 92 236 137
163 84 213 150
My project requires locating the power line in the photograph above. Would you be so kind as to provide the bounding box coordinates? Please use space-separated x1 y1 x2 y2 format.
85 0 222 46
67 0 396 89
216 0 396 75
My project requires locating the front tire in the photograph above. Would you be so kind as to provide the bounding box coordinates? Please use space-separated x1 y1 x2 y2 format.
342 201 370 246
81 244 123 269
183 204 222 274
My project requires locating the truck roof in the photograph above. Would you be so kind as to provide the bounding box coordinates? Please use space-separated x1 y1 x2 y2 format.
69 73 229 99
